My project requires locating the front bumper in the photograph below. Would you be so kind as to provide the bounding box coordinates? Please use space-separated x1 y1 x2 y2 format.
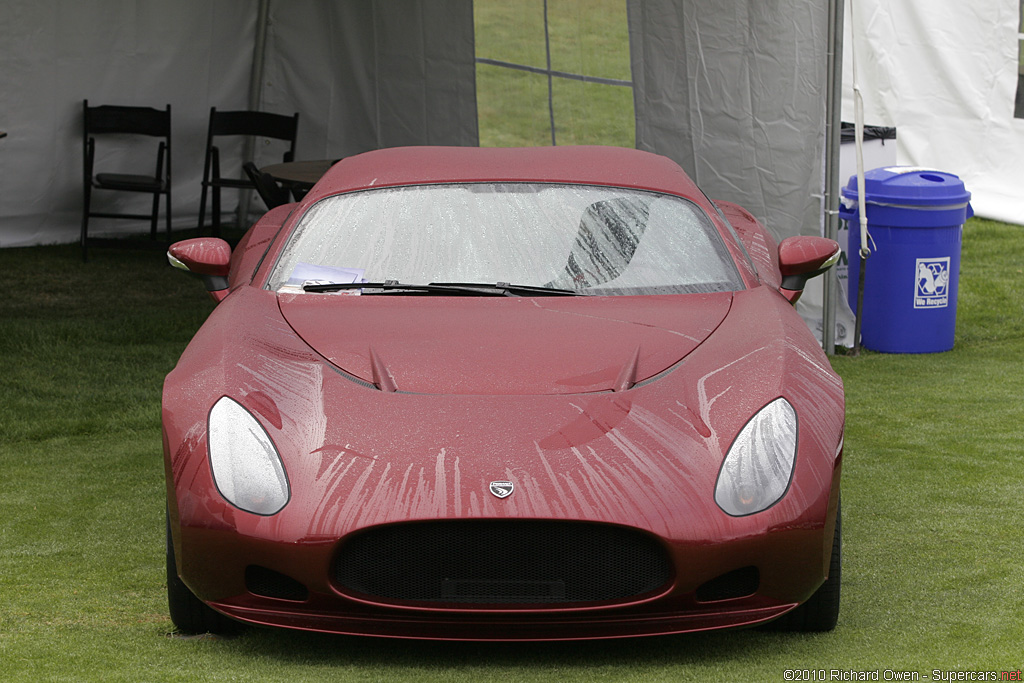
213 593 796 640
170 456 841 641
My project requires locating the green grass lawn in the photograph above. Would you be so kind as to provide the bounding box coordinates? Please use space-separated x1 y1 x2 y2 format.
0 220 1021 681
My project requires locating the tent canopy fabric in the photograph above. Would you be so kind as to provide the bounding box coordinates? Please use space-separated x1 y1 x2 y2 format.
841 0 1023 224
628 0 830 242
262 1 478 160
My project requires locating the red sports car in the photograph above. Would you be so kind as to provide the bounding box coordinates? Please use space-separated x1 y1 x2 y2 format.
163 145 844 639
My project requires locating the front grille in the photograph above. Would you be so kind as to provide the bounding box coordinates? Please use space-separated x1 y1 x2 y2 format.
332 519 672 606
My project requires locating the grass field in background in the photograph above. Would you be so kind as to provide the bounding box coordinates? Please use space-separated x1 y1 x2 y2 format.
474 0 635 148
1 219 1021 681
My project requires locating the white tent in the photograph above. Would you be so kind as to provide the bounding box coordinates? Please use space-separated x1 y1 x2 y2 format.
842 1 1024 224
4 2 1016 243
0 1 479 248
0 0 844 246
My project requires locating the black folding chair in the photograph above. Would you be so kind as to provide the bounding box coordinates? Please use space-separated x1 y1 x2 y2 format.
197 108 299 235
81 100 172 260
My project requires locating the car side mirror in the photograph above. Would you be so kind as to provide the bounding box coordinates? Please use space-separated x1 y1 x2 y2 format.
167 238 232 302
777 236 841 304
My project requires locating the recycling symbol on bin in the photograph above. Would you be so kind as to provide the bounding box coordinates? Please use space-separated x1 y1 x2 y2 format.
914 257 950 309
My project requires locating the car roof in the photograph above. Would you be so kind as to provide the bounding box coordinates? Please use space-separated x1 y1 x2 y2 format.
306 145 708 203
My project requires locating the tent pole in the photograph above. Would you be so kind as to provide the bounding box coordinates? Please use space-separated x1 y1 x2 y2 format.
248 0 269 113
543 0 556 146
822 0 845 355
238 0 270 230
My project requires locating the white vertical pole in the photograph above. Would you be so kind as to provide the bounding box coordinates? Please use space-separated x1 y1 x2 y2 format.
822 0 845 355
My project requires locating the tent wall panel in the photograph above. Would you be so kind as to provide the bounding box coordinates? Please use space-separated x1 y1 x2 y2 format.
0 0 255 247
627 0 829 242
0 0 477 247
261 0 478 162
841 0 1024 224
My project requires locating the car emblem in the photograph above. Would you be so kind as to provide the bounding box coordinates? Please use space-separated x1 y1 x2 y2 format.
489 481 514 499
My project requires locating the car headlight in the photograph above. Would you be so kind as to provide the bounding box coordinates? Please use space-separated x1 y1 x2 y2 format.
208 396 289 515
714 397 797 517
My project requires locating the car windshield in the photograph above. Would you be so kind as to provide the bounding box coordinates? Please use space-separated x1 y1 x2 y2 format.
266 183 744 295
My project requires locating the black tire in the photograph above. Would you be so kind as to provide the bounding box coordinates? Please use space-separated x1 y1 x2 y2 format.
166 513 241 635
764 500 841 632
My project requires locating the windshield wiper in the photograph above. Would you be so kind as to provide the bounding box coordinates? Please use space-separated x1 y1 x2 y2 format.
302 280 510 296
429 282 586 296
302 280 586 296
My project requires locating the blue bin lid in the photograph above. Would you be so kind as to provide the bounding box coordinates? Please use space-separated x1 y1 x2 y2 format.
842 166 971 207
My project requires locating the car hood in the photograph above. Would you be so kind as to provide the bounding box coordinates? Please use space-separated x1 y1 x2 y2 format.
166 285 844 546
277 292 732 395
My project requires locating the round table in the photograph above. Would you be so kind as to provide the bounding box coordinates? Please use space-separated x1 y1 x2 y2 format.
260 159 338 191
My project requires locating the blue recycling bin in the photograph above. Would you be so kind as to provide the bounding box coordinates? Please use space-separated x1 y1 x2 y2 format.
841 167 972 353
